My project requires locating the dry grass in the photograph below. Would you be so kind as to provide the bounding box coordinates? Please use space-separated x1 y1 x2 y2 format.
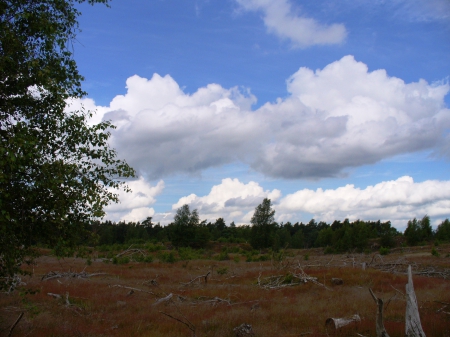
1 244 450 337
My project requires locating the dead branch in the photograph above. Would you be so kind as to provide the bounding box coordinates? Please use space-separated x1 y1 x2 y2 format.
47 293 62 299
115 248 147 259
153 293 173 306
180 272 210 286
109 284 156 296
405 265 426 337
7 311 24 337
65 292 70 306
160 310 196 336
199 296 231 306
142 274 159 287
369 288 390 337
41 270 107 281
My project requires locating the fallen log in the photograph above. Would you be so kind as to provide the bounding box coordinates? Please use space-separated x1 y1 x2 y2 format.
325 314 361 330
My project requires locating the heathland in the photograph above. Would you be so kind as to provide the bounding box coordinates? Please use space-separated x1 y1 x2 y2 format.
1 242 449 336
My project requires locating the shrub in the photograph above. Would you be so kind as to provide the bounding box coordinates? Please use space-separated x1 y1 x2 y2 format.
158 251 176 263
431 247 440 257
324 246 335 254
216 267 228 275
217 251 230 261
379 247 390 255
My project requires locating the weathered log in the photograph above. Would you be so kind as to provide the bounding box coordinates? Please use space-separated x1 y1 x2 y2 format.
153 293 173 306
405 265 426 337
369 288 390 337
47 293 62 299
325 314 361 330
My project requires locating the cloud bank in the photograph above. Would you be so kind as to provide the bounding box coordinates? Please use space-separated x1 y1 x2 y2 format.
278 176 450 229
159 176 450 229
84 55 449 180
235 0 347 47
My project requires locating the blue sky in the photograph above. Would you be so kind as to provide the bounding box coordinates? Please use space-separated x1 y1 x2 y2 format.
73 0 450 230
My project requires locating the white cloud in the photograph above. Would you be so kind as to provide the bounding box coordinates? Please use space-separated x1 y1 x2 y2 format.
120 207 155 223
170 178 281 225
235 0 347 47
278 176 450 229
105 177 164 221
76 56 450 180
253 55 450 178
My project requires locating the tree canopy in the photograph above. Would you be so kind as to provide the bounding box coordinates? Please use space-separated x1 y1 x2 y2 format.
0 0 135 289
250 198 277 249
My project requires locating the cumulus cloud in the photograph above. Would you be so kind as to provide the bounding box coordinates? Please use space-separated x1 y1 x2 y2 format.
78 56 450 180
253 55 450 178
278 176 450 229
105 177 164 222
235 0 347 47
169 178 281 225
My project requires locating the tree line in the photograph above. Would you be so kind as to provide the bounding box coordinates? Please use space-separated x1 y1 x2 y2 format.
87 199 450 252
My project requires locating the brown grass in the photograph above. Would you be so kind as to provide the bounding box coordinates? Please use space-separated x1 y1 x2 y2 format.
1 245 450 337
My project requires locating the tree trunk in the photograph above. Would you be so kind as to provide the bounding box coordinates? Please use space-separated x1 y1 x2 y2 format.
405 265 426 337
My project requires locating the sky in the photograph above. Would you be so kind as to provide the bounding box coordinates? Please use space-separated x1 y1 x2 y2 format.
72 0 450 230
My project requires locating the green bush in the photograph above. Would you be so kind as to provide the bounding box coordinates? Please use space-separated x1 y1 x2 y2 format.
178 247 202 260
217 267 228 275
379 247 390 255
324 246 335 254
158 251 176 263
217 251 230 261
431 247 440 257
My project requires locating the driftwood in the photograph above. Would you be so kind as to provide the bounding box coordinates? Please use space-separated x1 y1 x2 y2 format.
369 288 390 337
113 245 148 261
47 292 70 306
195 296 231 306
47 292 62 299
153 293 173 306
110 284 156 295
42 270 107 281
405 265 426 337
258 264 332 290
233 323 255 337
180 272 210 287
325 314 361 330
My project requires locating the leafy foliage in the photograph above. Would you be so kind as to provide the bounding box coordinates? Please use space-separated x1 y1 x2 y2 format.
250 198 277 249
0 0 135 289
167 204 210 248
